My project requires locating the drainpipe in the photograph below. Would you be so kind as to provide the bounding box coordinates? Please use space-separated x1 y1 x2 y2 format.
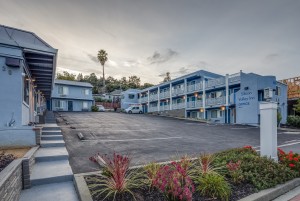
157 87 160 112
202 78 206 119
184 79 187 118
169 83 172 110
225 74 229 124
147 90 150 112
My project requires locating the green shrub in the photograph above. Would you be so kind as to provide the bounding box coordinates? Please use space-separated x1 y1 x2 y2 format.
91 105 99 112
287 115 300 128
196 173 231 201
214 147 297 190
277 112 282 126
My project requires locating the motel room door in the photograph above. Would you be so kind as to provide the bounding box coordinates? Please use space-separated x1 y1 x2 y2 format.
68 101 73 111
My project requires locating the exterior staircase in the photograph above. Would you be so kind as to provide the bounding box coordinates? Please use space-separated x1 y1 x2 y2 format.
19 112 79 201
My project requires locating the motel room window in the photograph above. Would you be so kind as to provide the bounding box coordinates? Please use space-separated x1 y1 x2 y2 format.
128 94 135 99
275 86 281 96
58 86 69 95
211 110 218 118
83 101 88 109
23 77 29 105
83 89 89 95
55 100 65 109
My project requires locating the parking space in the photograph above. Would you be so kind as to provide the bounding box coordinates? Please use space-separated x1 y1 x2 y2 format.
56 112 300 174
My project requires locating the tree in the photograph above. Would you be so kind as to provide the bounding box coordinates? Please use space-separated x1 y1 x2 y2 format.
56 71 76 81
140 83 154 89
294 99 300 113
97 49 108 91
76 73 83 81
162 72 171 83
128 76 141 88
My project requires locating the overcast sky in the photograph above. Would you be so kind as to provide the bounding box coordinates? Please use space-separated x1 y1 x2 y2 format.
1 0 299 84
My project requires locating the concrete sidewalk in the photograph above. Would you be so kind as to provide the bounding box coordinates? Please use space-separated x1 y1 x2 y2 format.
274 186 300 201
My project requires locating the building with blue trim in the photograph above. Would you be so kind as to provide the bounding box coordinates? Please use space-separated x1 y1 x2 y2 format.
0 25 57 147
51 79 93 112
122 70 287 125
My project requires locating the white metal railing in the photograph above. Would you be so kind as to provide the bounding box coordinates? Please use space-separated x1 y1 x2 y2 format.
228 73 241 83
206 96 226 106
159 91 170 99
172 102 185 109
187 83 203 92
187 100 203 108
171 88 185 96
140 97 148 103
160 105 170 111
206 77 225 89
149 106 158 112
149 94 158 101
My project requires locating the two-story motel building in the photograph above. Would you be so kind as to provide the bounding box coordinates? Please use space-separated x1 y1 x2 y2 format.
122 70 287 125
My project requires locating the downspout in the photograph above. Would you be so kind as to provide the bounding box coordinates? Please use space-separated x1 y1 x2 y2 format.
225 74 229 124
202 78 206 119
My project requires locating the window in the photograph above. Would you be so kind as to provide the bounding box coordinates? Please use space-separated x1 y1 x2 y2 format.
55 100 65 108
128 94 135 99
211 110 217 118
83 101 88 109
219 110 223 117
58 86 68 95
23 77 29 105
276 86 281 96
84 89 89 95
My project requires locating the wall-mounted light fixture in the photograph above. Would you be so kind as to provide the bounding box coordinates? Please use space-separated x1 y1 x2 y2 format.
200 108 204 113
194 93 198 97
220 106 226 111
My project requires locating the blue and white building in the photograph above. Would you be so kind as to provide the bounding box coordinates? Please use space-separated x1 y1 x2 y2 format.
0 25 57 147
51 79 93 112
122 70 287 125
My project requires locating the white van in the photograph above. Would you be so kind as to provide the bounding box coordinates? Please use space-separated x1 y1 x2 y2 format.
125 105 143 114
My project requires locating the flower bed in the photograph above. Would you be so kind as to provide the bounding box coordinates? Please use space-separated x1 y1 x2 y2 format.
0 151 16 172
85 147 299 201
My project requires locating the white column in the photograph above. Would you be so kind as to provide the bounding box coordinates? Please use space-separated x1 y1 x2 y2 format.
169 83 172 110
202 78 206 119
147 90 150 112
260 102 278 161
225 74 229 124
157 87 160 112
184 79 187 118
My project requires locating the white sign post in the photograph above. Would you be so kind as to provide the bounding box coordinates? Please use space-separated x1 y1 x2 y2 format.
259 102 278 161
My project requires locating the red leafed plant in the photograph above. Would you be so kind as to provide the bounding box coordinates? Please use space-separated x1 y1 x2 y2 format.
278 148 300 174
226 160 244 184
88 152 144 201
153 161 195 201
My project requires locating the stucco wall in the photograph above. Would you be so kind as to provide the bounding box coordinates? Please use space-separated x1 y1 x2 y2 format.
0 127 36 147
51 98 93 111
121 90 141 109
52 83 93 100
0 47 23 128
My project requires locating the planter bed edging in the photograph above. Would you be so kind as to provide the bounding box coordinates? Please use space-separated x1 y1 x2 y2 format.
239 178 300 201
22 146 39 189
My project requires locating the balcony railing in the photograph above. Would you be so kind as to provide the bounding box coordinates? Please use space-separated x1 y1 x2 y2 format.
140 97 148 103
187 83 203 92
160 105 170 111
149 106 158 112
228 73 241 84
160 91 170 99
171 88 185 96
149 94 158 101
172 102 185 110
206 77 225 89
187 100 203 108
206 96 226 106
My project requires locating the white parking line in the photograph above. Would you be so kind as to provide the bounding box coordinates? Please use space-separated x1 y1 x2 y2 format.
82 136 183 142
254 140 300 151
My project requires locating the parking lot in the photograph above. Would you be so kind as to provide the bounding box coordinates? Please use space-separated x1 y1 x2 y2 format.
56 112 300 174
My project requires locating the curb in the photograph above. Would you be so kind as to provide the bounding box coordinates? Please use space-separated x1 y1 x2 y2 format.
239 178 300 201
74 174 93 201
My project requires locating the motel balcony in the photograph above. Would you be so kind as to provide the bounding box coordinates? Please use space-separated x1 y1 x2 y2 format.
160 91 170 99
140 97 148 103
228 72 241 84
171 88 185 96
149 106 158 112
187 82 203 93
206 96 226 106
149 94 158 101
187 100 203 109
206 77 225 89
172 102 185 110
160 104 170 111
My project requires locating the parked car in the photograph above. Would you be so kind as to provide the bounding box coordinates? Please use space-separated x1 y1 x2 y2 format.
97 105 105 112
125 106 143 114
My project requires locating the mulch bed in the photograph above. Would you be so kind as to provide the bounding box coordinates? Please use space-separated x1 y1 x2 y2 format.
85 175 256 201
0 152 16 172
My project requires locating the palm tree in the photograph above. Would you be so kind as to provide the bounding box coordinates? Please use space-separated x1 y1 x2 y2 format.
97 49 108 91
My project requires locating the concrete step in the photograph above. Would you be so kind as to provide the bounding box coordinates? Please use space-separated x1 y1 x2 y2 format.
19 181 79 201
43 127 61 131
42 130 62 135
41 140 65 148
35 147 69 162
30 160 73 186
41 135 63 141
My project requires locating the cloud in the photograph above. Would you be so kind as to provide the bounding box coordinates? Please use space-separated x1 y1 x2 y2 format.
147 48 178 64
87 53 98 63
